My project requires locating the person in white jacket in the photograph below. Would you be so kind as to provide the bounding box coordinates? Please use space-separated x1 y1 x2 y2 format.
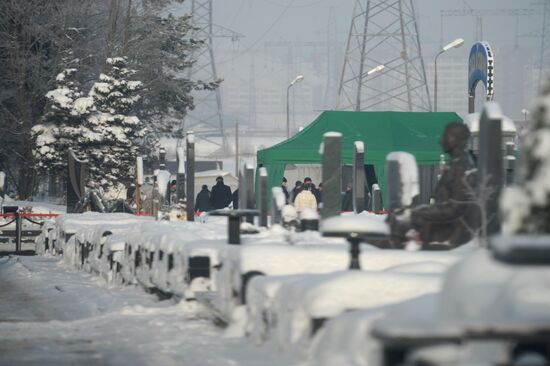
294 183 318 212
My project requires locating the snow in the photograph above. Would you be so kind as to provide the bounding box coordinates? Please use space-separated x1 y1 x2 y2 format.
0 256 296 366
123 115 140 125
299 207 318 220
31 203 539 366
281 204 298 222
321 214 389 236
136 156 144 185
127 80 142 90
156 170 172 198
272 187 286 209
91 81 111 94
46 87 73 109
72 96 94 115
177 147 185 174
386 151 419 206
366 247 550 364
215 227 465 324
248 271 442 357
437 249 550 327
501 92 550 233
464 112 517 133
354 140 364 153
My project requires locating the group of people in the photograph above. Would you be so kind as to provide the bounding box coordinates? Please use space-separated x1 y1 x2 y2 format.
194 176 235 212
192 175 359 214
281 177 323 212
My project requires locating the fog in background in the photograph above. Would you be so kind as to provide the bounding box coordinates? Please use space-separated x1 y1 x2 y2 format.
173 0 547 138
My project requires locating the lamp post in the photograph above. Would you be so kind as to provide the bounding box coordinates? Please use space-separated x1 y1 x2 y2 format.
434 38 464 112
286 75 304 138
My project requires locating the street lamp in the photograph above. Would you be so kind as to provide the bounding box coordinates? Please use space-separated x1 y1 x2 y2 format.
367 64 385 75
434 38 464 112
355 65 385 110
286 75 304 138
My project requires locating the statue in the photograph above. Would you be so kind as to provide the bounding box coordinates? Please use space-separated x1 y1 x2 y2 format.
74 181 134 213
390 122 480 246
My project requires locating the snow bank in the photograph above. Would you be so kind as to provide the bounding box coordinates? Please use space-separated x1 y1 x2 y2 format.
309 294 437 366
247 271 442 357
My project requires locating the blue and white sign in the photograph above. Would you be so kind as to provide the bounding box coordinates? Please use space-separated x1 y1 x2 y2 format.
468 41 494 98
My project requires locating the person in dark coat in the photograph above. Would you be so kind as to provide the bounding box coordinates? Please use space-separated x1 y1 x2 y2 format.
210 176 232 209
341 184 353 211
195 185 212 212
304 177 321 204
291 180 302 203
281 177 290 203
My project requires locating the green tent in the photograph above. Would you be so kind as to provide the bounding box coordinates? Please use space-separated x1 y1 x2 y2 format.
257 110 462 202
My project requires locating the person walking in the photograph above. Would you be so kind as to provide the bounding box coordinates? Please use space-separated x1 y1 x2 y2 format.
294 183 318 212
210 176 232 209
195 185 212 212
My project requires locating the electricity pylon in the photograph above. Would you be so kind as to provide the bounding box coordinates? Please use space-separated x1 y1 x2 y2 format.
337 0 431 112
184 0 243 151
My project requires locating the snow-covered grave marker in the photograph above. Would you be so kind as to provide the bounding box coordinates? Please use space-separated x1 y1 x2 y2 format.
321 132 342 219
67 149 87 214
385 152 419 213
353 141 366 213
258 167 268 227
186 132 195 221
478 102 503 236
271 187 286 225
238 162 256 224
135 156 144 213
322 215 390 270
372 183 382 213
176 146 186 202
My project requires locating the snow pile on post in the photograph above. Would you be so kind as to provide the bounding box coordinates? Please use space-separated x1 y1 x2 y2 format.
386 152 419 210
501 82 550 234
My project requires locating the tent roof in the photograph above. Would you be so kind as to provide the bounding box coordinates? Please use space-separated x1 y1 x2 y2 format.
257 111 462 165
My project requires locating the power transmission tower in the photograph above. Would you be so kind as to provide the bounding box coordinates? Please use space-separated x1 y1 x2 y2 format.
184 0 243 151
337 0 431 112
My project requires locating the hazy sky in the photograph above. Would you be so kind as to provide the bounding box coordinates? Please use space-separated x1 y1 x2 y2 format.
211 0 543 55
171 0 547 127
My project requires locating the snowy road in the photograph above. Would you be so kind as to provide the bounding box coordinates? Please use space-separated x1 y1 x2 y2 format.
0 255 297 366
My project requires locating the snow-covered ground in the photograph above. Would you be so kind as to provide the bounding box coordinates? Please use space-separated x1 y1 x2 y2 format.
9 205 547 366
0 255 299 366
